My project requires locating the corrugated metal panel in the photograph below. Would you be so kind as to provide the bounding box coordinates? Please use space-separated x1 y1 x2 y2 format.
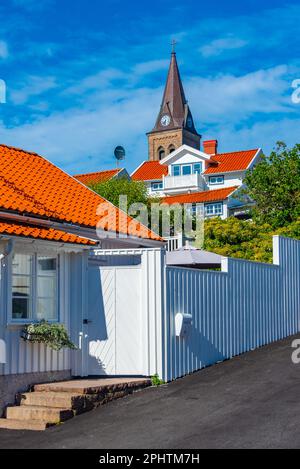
163 236 300 381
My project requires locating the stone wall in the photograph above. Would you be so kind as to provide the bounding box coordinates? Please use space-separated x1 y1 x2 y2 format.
0 370 71 416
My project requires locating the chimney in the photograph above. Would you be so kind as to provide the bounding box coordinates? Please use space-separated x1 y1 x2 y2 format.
203 139 218 155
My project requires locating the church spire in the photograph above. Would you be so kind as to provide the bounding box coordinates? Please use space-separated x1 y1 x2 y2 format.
151 50 198 135
147 49 201 161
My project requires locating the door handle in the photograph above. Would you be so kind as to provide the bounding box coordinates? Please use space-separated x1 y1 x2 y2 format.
83 319 92 325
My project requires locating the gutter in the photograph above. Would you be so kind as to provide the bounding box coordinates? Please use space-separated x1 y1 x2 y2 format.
0 211 165 249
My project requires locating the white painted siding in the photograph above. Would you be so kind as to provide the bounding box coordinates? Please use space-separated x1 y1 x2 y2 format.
205 171 244 189
0 250 73 376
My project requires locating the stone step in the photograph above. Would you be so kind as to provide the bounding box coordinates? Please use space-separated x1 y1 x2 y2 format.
34 378 151 395
6 405 74 423
21 392 77 409
0 418 49 431
20 391 100 413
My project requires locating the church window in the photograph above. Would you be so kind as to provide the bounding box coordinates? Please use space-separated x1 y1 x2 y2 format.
158 147 165 160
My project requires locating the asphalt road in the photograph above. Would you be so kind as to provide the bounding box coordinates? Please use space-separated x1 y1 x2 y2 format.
0 335 300 449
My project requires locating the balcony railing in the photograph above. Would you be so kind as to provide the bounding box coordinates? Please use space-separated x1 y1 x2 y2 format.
163 173 206 192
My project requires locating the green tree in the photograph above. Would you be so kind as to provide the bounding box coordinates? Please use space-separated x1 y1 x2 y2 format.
89 177 161 230
89 177 150 209
244 142 300 227
203 217 300 263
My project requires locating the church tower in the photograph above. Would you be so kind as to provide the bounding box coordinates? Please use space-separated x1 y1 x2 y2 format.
147 50 201 161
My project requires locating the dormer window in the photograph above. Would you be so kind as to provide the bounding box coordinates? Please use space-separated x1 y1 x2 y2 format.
172 165 180 176
182 165 192 175
171 162 203 176
193 163 202 174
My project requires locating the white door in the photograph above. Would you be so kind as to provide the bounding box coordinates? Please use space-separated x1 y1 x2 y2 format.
87 264 142 376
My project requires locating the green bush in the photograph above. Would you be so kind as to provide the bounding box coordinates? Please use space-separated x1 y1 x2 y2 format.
203 217 300 263
151 374 165 386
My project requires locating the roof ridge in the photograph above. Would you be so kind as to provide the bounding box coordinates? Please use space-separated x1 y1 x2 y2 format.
214 148 259 156
74 168 121 178
0 143 40 156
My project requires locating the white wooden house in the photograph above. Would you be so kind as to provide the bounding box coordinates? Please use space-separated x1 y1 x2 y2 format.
1 144 299 418
0 144 163 413
132 144 262 219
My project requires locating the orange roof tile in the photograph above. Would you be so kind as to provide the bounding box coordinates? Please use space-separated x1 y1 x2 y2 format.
131 161 168 181
74 168 121 185
0 144 161 242
204 149 259 174
0 221 95 245
162 187 238 205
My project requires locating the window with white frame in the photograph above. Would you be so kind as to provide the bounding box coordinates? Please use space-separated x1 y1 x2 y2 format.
151 181 163 191
171 162 203 176
204 202 223 216
209 175 224 185
12 253 58 321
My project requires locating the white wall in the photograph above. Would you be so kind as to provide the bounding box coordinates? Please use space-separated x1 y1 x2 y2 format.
0 242 86 376
205 171 244 189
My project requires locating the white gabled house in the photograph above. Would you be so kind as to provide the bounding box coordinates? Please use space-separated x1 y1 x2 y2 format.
0 144 163 414
0 144 300 424
131 143 262 219
131 50 263 220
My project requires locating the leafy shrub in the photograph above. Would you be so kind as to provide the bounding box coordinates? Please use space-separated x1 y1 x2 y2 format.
203 217 300 263
22 320 76 351
151 374 165 386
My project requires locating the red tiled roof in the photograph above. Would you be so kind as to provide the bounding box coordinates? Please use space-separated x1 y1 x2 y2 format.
204 149 259 174
74 168 121 185
162 187 238 205
0 221 95 245
131 161 168 181
0 144 161 242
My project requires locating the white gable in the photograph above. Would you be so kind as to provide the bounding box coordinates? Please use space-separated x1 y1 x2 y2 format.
160 144 210 167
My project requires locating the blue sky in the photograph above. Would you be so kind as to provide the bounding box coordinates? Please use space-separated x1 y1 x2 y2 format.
0 0 299 174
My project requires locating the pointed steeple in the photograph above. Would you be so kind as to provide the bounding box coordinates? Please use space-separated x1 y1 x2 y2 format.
147 50 201 161
152 51 198 135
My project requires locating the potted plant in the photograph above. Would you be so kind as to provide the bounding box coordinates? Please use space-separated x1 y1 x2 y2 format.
21 320 76 351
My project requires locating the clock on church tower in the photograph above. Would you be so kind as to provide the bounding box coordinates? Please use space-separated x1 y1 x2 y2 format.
146 50 201 161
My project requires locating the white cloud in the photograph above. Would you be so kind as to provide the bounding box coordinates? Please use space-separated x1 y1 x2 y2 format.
0 63 297 174
133 59 169 76
10 75 57 105
0 85 162 173
0 41 8 59
199 37 248 57
187 65 295 124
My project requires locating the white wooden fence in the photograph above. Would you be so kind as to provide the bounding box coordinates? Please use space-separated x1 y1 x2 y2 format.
86 236 300 382
163 236 300 381
1 235 299 382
